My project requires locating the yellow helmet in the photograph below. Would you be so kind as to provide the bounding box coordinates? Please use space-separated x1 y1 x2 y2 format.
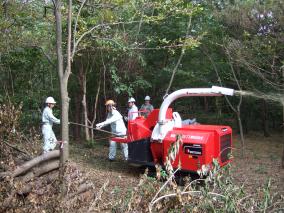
105 99 115 106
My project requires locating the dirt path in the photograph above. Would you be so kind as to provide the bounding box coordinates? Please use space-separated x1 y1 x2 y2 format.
70 142 141 192
231 132 284 194
70 132 284 196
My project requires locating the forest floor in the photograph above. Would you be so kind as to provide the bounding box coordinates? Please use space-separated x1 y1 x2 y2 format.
70 132 284 198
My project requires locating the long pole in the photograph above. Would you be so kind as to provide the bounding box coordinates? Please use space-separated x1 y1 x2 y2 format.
69 122 125 137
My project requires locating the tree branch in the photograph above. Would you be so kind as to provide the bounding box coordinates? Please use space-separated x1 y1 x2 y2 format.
72 18 165 59
29 45 56 67
164 16 192 96
73 0 87 58
202 48 236 112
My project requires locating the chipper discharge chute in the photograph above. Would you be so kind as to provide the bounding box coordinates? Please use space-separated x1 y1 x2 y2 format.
112 86 235 173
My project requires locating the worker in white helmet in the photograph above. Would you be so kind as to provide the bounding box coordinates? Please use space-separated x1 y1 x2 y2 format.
96 100 128 161
42 97 60 153
127 97 138 121
140 96 154 118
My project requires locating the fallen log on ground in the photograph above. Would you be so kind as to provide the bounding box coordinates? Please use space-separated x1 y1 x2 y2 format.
0 150 60 179
19 160 60 183
13 150 60 177
17 172 59 196
1 172 59 211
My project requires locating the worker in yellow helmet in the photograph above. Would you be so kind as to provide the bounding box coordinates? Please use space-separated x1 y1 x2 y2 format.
96 100 128 161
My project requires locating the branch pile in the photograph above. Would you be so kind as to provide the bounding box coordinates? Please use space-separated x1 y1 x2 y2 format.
0 103 97 212
0 158 98 212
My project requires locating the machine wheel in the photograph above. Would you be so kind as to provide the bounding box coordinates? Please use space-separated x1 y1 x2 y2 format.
174 171 190 186
175 175 186 186
189 173 200 181
146 166 157 177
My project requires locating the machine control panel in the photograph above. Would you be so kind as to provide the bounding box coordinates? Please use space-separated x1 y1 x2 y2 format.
183 144 202 156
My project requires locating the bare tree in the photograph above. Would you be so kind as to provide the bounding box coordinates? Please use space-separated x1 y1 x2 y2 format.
53 0 72 190
90 75 101 141
282 66 284 168
203 46 245 157
77 59 90 141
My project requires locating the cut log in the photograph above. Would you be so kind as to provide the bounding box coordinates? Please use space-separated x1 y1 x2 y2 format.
0 171 11 179
35 160 59 177
12 150 60 177
19 160 59 183
16 172 59 196
1 151 60 180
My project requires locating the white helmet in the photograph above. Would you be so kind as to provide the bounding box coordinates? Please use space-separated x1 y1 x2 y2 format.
128 97 136 103
46 97 56 104
145 96 151 101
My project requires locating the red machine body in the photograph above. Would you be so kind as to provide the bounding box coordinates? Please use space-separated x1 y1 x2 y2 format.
155 124 232 171
112 108 232 172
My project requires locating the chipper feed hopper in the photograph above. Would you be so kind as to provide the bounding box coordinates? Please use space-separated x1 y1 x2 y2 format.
112 86 235 173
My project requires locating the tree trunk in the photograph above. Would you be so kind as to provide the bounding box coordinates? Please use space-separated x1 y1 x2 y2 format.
74 94 82 140
54 0 71 164
91 77 101 140
82 92 90 141
282 143 284 168
215 97 222 123
204 97 208 112
54 0 72 195
78 61 90 141
236 110 245 157
282 101 284 168
262 99 270 137
59 81 70 162
100 50 107 101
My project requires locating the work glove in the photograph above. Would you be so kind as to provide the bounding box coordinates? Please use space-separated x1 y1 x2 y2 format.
96 122 104 129
124 116 128 121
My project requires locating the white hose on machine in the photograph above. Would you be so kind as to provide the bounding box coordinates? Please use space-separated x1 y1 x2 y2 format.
151 86 235 142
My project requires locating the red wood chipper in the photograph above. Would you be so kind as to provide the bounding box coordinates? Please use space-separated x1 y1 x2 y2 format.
112 86 235 174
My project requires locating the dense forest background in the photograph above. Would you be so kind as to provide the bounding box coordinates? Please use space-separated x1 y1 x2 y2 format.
1 0 283 140
0 1 284 212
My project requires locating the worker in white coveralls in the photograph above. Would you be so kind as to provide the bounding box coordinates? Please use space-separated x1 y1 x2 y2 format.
42 97 60 153
140 96 154 118
127 97 138 121
96 100 128 161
